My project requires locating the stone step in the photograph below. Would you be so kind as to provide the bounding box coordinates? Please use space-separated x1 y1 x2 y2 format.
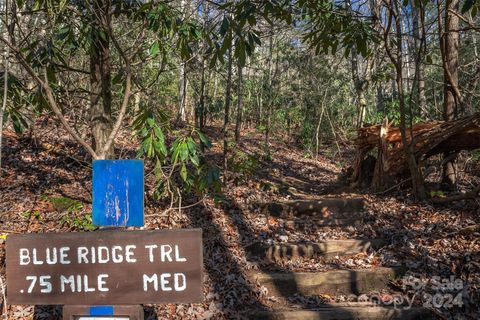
250 267 405 297
247 239 386 261
260 198 365 218
248 303 433 320
284 217 362 229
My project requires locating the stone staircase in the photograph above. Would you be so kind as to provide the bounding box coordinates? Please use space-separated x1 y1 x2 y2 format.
246 197 434 319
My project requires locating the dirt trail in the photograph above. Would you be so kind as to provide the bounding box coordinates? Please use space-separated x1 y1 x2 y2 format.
0 125 478 319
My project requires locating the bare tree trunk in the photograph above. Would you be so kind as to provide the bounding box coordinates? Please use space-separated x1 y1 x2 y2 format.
245 64 252 128
440 0 460 187
177 0 188 123
235 59 243 142
443 0 460 119
376 84 384 113
369 0 383 115
208 73 218 126
0 0 10 174
264 27 273 153
256 93 262 125
198 62 206 129
198 0 208 130
90 0 113 159
347 0 368 128
203 69 211 128
351 49 367 128
412 3 427 116
223 47 233 176
384 0 426 200
315 91 327 159
395 3 425 200
464 33 479 114
400 9 412 92
178 63 188 122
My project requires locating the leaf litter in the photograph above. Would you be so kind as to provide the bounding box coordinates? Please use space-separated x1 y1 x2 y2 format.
0 123 479 319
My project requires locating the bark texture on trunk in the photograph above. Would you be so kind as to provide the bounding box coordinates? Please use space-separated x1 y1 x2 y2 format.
442 0 460 187
412 4 427 116
264 28 274 152
351 48 367 128
90 0 113 159
197 1 208 130
177 0 188 123
0 0 10 173
443 0 460 120
223 48 233 175
235 59 243 142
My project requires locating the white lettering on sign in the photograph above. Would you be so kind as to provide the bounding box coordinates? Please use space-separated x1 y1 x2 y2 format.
60 275 75 292
13 239 196 301
59 274 110 293
59 247 71 264
143 274 158 291
19 244 187 266
112 246 123 263
161 245 173 262
160 273 172 291
98 246 109 263
145 244 157 262
143 244 187 262
98 274 109 292
19 248 30 265
75 245 137 264
45 248 57 264
25 275 52 293
125 245 136 262
19 248 71 265
142 273 187 292
78 247 89 263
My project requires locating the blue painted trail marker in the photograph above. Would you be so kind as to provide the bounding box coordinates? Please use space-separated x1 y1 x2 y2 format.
92 159 144 227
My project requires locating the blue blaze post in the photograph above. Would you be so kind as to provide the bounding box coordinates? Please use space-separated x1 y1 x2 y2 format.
92 160 144 227
89 306 114 316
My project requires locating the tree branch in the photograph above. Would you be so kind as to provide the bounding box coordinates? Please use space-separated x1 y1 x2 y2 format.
0 36 98 158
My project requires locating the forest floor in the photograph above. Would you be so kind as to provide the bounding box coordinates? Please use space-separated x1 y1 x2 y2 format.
0 118 479 319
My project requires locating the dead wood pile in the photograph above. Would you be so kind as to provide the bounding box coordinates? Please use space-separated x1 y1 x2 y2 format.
350 112 480 188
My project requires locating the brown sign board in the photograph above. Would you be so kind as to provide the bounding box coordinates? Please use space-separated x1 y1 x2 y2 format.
6 229 203 305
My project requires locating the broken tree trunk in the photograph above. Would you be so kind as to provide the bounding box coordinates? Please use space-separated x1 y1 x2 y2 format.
351 112 480 188
372 118 391 188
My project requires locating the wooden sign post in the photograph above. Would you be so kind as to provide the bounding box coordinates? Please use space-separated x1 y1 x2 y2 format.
6 160 204 319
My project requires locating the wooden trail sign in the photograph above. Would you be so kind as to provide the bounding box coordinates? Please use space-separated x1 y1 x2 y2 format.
6 229 203 305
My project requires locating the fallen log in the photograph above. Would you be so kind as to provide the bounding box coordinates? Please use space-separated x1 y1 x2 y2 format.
351 113 480 188
431 185 480 204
